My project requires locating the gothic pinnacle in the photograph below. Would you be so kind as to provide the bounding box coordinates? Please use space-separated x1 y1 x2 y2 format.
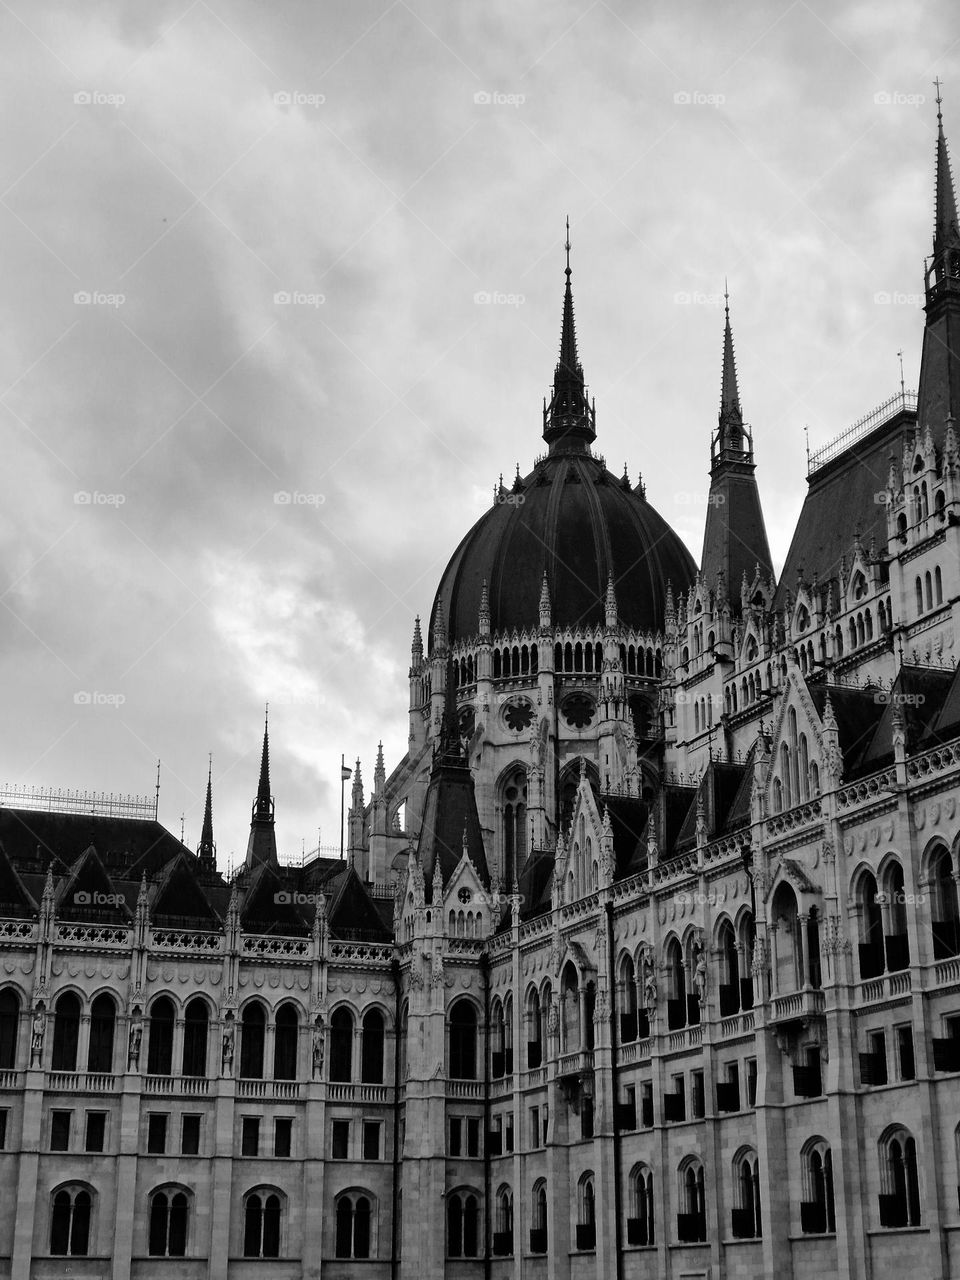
539 571 552 628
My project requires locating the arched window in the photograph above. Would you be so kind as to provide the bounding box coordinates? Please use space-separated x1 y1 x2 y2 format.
449 1000 477 1079
732 1149 761 1238
182 998 209 1078
882 862 910 970
858 870 884 979
361 1008 385 1083
493 1185 513 1255
665 938 686 1030
771 883 800 994
447 1191 479 1257
931 845 960 957
335 1193 372 1258
677 1158 706 1242
50 1185 92 1256
531 1180 548 1252
148 1188 188 1256
330 1008 354 1082
628 1164 654 1246
879 1128 921 1227
147 996 174 1075
619 954 639 1041
926 572 933 610
576 1173 596 1250
243 1190 282 1257
0 988 19 1069
501 767 528 885
240 1004 266 1080
273 1003 298 1080
561 962 581 1050
798 734 810 802
51 992 81 1072
718 920 740 1016
936 565 943 605
527 988 542 1068
87 994 116 1073
800 1139 835 1233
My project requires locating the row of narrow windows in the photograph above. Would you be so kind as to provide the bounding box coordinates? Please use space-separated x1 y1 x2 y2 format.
0 996 387 1084
916 567 944 614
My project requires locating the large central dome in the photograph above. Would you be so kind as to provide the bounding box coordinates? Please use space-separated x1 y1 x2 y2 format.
430 234 697 649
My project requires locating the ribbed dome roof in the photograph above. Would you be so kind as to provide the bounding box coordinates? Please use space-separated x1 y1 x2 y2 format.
430 452 696 648
430 232 697 649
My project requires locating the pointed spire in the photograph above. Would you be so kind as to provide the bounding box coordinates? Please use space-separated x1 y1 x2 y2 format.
478 579 490 638
245 708 277 867
351 759 364 805
374 741 386 794
198 755 215 866
254 708 272 820
432 600 447 655
543 218 596 453
719 282 743 428
934 80 960 268
411 615 423 667
539 571 552 629
605 572 618 628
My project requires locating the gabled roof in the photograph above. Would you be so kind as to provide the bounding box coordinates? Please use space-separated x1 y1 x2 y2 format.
416 757 489 895
150 851 222 927
238 861 310 935
54 844 131 922
602 796 649 878
518 849 555 920
0 840 37 917
674 760 750 850
325 863 392 942
808 684 887 777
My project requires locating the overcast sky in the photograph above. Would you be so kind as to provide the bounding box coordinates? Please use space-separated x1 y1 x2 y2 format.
0 0 956 871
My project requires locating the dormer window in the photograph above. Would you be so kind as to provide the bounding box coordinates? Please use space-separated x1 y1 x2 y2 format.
796 606 810 633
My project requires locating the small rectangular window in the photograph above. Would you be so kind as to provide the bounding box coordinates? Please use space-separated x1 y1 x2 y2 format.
274 1117 292 1158
542 1104 549 1145
449 1117 462 1156
147 1113 167 1154
241 1117 259 1157
50 1110 71 1151
897 1026 916 1080
505 1112 514 1153
530 1106 540 1148
467 1117 480 1157
0 1110 7 1149
332 1119 349 1159
84 1112 106 1152
181 1114 201 1155
363 1121 381 1160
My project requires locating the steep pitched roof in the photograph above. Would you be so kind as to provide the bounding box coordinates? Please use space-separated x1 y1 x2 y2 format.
149 851 222 927
0 840 37 916
54 844 131 921
325 863 392 942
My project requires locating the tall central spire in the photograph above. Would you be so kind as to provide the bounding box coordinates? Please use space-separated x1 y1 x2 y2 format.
918 86 960 439
198 755 215 868
245 706 277 867
714 285 750 465
932 80 960 285
543 218 596 453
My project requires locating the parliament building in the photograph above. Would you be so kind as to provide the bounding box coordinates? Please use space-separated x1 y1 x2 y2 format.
2 97 960 1280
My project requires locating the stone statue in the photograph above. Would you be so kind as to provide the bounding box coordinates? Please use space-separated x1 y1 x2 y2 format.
694 945 707 1002
31 1005 45 1059
128 1009 142 1065
642 950 658 1016
546 1000 559 1035
221 1017 235 1071
312 1018 325 1078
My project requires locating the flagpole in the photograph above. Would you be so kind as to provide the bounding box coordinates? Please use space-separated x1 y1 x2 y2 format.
340 754 346 861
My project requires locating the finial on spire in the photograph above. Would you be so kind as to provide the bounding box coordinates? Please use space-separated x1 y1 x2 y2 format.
543 217 596 452
199 754 215 864
936 76 944 121
565 214 571 279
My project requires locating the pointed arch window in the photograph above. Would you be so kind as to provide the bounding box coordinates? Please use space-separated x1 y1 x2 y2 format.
800 1139 835 1233
243 1190 282 1257
148 1188 188 1256
450 1000 477 1079
0 988 19 1069
87 993 116 1073
447 1191 479 1257
361 1008 385 1083
52 993 81 1072
50 1186 92 1256
627 1164 654 1245
531 1180 548 1253
273 1003 298 1080
335 1193 372 1258
182 998 209 1078
879 1128 921 1227
330 1008 354 1082
240 1004 266 1079
501 768 528 886
732 1149 761 1238
146 997 174 1075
